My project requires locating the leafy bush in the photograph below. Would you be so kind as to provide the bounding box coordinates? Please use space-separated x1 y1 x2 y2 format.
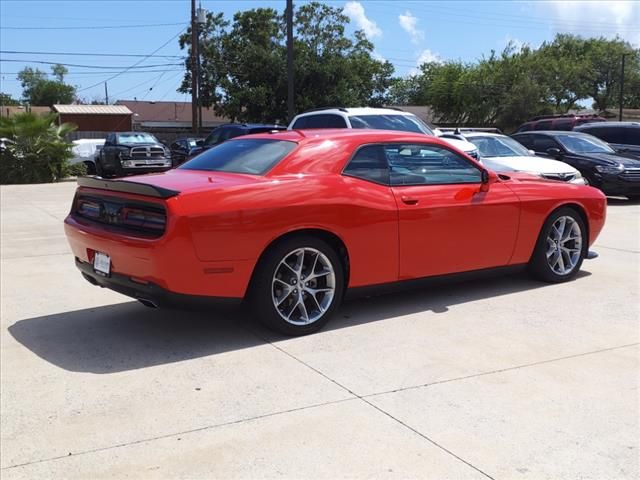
0 112 77 184
67 162 87 177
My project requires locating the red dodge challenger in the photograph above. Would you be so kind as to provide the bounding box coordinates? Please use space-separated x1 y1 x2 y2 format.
64 130 606 335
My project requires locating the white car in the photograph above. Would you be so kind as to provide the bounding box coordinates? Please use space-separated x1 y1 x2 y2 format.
70 138 105 174
463 131 585 184
287 107 480 160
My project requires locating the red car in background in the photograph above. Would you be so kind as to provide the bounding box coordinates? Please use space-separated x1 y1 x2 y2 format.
64 130 606 335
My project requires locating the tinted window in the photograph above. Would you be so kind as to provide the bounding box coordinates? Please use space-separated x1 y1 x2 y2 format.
532 135 561 152
517 123 533 132
292 115 347 129
220 127 244 141
583 126 640 146
180 139 296 175
511 135 534 149
384 144 481 186
553 119 573 131
534 120 553 130
204 128 223 146
349 114 433 135
343 145 389 185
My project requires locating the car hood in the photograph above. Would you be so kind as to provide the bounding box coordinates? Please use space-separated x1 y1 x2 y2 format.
575 152 640 167
480 155 578 174
120 168 267 195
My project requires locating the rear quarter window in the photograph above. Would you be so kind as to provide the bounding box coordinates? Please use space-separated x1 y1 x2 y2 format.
179 139 296 175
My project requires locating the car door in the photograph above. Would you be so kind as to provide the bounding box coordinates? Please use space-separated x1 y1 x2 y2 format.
384 143 520 279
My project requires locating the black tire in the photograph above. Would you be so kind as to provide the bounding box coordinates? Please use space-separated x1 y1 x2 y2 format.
528 207 587 283
95 157 104 177
249 235 345 336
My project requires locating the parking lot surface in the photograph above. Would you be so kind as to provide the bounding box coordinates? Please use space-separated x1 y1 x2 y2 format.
1 182 638 479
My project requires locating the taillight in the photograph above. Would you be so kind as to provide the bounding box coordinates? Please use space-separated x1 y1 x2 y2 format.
121 207 166 231
77 199 101 219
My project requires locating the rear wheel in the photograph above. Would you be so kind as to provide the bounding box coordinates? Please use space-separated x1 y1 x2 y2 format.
249 236 344 336
528 207 586 283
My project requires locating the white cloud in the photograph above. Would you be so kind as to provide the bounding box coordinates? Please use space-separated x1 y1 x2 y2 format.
343 1 382 39
398 11 425 44
409 49 442 75
543 1 640 46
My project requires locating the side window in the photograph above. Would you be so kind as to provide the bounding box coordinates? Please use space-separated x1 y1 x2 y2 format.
105 134 115 146
620 128 640 146
518 123 532 132
534 120 553 130
222 127 244 141
384 144 482 186
532 135 561 152
553 119 573 131
170 141 181 151
292 114 347 129
343 145 389 185
204 128 222 146
512 135 533 149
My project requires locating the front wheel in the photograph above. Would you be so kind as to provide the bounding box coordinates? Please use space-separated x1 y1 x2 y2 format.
528 207 587 283
249 236 345 336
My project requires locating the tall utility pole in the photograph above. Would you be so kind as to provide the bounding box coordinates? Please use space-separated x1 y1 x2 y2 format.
197 4 206 133
104 82 109 104
286 0 294 122
191 0 199 134
619 54 626 121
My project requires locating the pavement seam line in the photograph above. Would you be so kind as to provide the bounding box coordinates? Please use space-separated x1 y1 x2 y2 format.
247 326 495 479
363 342 640 399
360 398 496 480
594 245 640 254
1 397 357 471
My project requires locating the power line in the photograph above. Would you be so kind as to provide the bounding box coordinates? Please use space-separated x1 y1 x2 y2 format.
0 70 185 76
0 50 185 59
1 59 182 69
1 22 188 31
76 27 187 93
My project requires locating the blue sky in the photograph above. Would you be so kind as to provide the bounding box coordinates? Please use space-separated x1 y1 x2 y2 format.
1 0 638 104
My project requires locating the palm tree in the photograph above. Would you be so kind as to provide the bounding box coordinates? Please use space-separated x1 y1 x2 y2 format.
0 112 76 184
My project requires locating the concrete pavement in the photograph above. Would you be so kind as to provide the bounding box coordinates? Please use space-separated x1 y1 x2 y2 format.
1 182 638 479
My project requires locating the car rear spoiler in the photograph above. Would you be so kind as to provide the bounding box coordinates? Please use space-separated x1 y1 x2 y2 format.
77 176 180 199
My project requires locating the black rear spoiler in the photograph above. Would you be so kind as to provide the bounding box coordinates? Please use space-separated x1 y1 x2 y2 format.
77 176 180 199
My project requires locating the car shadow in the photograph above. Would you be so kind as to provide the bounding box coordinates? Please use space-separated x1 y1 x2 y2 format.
607 196 639 205
8 270 591 374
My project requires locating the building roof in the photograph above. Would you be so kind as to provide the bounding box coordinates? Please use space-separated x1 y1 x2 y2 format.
53 104 132 115
116 100 229 126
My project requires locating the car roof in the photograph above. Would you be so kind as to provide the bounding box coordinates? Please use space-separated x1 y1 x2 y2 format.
513 131 591 137
459 131 506 138
575 122 640 129
295 107 413 117
242 128 450 145
218 123 285 129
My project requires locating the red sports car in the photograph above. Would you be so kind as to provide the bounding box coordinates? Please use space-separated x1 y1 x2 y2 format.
64 130 606 335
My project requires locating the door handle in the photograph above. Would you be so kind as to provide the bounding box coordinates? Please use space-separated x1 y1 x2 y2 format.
401 196 419 205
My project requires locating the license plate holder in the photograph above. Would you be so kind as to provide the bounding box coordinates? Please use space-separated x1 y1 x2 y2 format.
93 251 111 276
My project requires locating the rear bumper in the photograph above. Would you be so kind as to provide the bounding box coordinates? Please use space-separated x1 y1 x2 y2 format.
64 214 254 298
76 258 240 308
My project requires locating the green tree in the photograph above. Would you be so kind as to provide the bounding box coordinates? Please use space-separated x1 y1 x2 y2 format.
0 112 77 184
0 92 21 106
178 2 394 123
17 65 75 106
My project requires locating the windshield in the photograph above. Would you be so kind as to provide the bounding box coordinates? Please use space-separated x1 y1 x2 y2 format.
349 114 433 135
468 135 530 157
117 133 159 144
179 139 296 175
555 134 615 154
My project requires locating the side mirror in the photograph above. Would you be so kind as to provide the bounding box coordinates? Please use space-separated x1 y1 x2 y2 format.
480 169 498 192
547 147 562 158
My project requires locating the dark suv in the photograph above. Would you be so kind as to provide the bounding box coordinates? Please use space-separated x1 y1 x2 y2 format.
511 131 640 199
574 122 640 159
189 123 286 158
516 114 606 133
96 132 172 177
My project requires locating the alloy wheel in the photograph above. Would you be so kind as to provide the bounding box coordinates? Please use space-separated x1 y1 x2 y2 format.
271 247 336 325
545 216 583 275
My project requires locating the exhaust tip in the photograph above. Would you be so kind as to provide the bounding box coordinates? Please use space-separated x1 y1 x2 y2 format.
138 298 158 308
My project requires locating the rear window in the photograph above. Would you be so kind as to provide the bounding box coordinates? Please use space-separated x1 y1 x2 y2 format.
349 114 433 135
292 115 347 129
179 139 296 175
